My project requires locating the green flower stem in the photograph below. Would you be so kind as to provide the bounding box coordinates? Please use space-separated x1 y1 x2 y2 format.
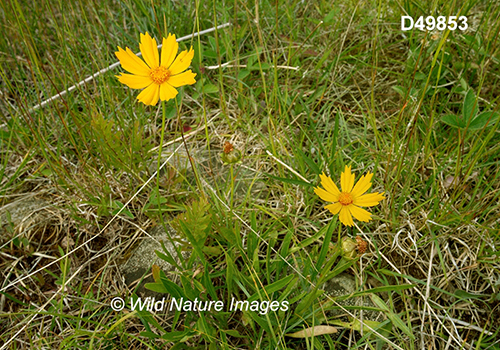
338 221 342 243
229 163 235 211
157 101 183 261
156 101 167 187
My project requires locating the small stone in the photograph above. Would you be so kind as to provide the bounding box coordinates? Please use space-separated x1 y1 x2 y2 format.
322 273 383 322
0 198 53 238
120 224 188 298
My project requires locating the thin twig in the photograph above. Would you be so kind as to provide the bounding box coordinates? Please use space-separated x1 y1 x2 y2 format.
265 150 310 183
412 310 494 336
205 63 299 70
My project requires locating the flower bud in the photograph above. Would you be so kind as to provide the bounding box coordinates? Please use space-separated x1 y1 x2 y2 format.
341 236 357 259
220 141 242 164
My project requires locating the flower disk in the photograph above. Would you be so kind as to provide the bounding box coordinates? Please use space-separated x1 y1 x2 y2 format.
314 165 385 226
338 192 354 206
149 66 171 84
115 32 196 106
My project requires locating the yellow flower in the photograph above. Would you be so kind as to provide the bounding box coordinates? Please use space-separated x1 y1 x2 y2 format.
314 165 385 226
115 32 196 106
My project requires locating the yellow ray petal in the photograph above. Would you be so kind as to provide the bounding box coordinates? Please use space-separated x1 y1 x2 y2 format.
319 173 340 197
341 165 355 193
116 73 153 89
315 186 339 202
159 83 178 101
351 172 373 197
168 70 197 87
348 205 372 222
353 192 385 207
169 47 194 76
139 32 159 69
161 34 178 69
115 47 150 76
339 206 354 226
325 202 342 215
137 83 160 106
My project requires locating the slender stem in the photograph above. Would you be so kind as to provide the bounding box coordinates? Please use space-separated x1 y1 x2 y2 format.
157 101 183 261
338 220 342 243
175 99 204 198
229 164 235 210
156 101 167 186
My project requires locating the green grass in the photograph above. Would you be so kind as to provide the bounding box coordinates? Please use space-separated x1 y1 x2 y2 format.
1 0 500 348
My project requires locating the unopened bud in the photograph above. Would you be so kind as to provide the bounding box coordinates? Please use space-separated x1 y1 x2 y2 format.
220 141 242 164
341 236 357 259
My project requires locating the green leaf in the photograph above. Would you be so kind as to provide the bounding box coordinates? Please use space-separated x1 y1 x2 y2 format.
414 72 427 80
154 270 185 298
248 275 297 302
164 105 177 119
469 111 499 130
0 291 28 307
172 198 212 246
454 289 486 300
291 224 329 253
139 331 160 339
392 86 405 98
179 220 207 263
223 329 244 338
314 219 337 279
203 84 219 94
202 245 222 255
208 36 217 50
463 89 478 122
146 193 168 209
202 266 218 300
0 130 11 140
318 257 357 285
161 330 197 342
144 282 169 294
155 249 177 266
323 8 340 24
441 114 464 128
294 289 324 316
112 200 134 219
218 226 236 242
179 275 199 300
370 294 415 340
297 148 321 174
136 307 167 333
237 70 250 80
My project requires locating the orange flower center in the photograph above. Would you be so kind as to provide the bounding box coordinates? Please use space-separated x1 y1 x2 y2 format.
149 66 171 84
338 192 353 206
223 141 234 154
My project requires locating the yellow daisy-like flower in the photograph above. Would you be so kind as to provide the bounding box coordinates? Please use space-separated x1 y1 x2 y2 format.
314 165 385 226
115 32 196 106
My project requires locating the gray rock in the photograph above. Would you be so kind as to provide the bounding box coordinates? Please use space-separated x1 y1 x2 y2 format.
322 273 384 322
0 197 53 238
120 224 188 298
